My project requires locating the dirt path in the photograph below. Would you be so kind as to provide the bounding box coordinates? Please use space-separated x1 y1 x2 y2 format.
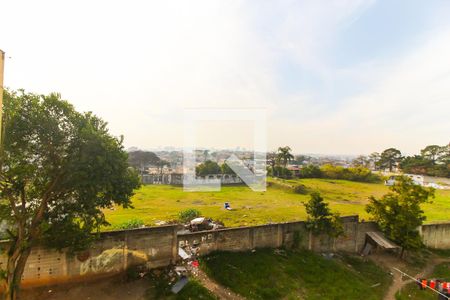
370 253 450 300
194 269 246 300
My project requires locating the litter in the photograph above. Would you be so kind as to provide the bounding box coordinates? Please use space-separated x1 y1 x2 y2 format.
187 217 224 232
174 266 188 276
178 247 191 260
171 276 189 294
224 202 232 210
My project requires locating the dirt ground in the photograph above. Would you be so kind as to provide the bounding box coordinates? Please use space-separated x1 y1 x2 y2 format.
19 276 148 300
369 252 450 300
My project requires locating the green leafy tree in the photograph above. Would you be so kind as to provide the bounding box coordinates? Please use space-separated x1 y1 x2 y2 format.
195 160 221 176
0 90 140 300
299 164 322 178
267 151 278 176
276 146 294 167
304 192 343 249
366 176 434 257
378 148 402 172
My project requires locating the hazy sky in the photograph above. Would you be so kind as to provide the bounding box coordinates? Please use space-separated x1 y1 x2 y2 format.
2 0 450 155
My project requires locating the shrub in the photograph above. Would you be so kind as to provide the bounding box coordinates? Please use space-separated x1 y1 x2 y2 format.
299 165 322 178
116 218 145 230
179 208 201 223
293 184 308 194
273 166 292 178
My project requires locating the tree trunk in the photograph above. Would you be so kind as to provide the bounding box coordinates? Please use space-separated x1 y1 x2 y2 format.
3 244 32 300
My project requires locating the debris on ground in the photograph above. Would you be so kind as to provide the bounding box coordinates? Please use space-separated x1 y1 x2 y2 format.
186 217 224 232
224 202 232 210
171 276 189 294
274 249 287 257
322 253 335 260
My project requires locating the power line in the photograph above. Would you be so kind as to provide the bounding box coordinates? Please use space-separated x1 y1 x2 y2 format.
393 267 449 299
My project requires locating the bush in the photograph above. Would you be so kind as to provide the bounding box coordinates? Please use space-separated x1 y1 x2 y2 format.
273 166 292 178
179 208 201 223
320 164 381 183
116 218 145 230
293 184 308 194
299 165 322 178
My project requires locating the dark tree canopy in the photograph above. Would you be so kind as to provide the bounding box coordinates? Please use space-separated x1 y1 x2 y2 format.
221 163 236 175
196 160 221 176
128 150 161 172
378 148 402 172
0 90 140 299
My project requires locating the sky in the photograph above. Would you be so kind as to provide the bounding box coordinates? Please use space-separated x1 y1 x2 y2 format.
1 0 450 155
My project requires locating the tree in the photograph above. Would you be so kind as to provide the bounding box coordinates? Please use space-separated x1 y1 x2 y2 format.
369 152 381 170
400 155 432 174
304 192 343 250
0 90 141 299
221 163 236 175
195 160 221 176
299 164 322 178
276 146 294 167
378 148 402 172
420 145 445 165
127 150 161 173
352 155 369 168
156 159 170 174
366 176 434 257
267 151 278 176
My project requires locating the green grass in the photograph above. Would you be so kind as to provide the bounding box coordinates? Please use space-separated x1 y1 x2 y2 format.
395 262 450 300
200 249 391 300
103 178 450 229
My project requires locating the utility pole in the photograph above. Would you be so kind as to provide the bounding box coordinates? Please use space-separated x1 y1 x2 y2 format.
0 49 4 143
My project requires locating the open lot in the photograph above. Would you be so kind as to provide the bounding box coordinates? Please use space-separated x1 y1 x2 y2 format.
103 178 450 229
201 249 391 300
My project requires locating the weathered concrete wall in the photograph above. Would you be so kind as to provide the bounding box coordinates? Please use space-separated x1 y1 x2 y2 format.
421 223 450 249
0 225 178 288
1 217 449 289
178 216 378 255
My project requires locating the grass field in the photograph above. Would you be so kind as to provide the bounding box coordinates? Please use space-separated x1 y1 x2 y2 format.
103 178 450 229
200 249 391 300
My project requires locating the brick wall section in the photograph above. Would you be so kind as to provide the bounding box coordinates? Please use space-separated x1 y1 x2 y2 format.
1 216 449 289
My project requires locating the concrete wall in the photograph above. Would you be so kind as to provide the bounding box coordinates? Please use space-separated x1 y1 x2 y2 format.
421 223 450 249
1 216 449 289
0 225 178 288
178 216 379 255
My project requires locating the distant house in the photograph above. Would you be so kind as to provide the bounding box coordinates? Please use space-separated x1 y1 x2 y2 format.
287 165 301 177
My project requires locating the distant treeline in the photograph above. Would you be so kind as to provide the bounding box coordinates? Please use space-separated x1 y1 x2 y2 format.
351 144 449 178
269 164 382 183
